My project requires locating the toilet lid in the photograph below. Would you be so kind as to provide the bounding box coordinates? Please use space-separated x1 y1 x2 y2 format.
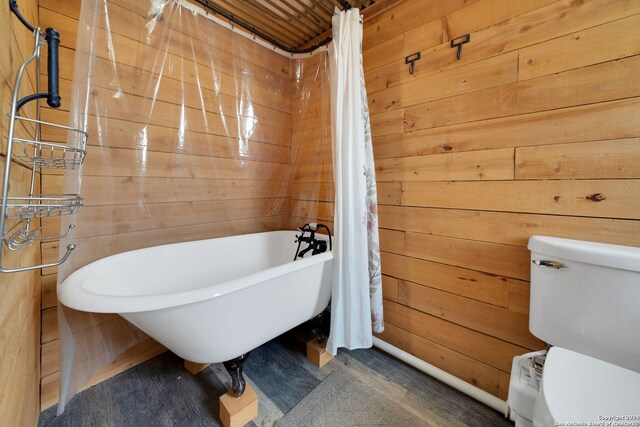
537 347 640 424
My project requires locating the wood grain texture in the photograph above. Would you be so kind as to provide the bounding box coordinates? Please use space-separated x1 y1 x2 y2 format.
219 383 258 427
0 0 42 424
364 34 404 71
379 229 405 255
515 138 640 180
381 251 512 307
365 0 640 99
33 0 640 410
375 148 514 182
381 275 399 302
403 233 531 280
378 205 640 247
368 51 519 114
36 0 320 411
402 180 640 219
43 198 290 238
376 322 502 396
383 300 529 373
404 54 640 132
361 0 640 400
397 280 543 349
362 0 472 51
444 0 557 40
519 13 640 80
374 97 640 159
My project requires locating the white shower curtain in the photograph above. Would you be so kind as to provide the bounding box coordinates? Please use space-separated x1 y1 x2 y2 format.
327 8 383 355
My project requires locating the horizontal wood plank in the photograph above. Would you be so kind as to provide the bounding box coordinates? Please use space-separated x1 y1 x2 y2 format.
376 322 501 395
368 51 518 114
384 300 529 372
44 198 290 239
47 146 292 181
363 34 404 72
379 229 405 255
43 176 290 206
402 19 446 59
381 276 399 302
374 98 640 159
403 233 531 280
443 0 557 40
375 148 514 182
404 55 640 132
381 252 513 307
362 0 469 51
402 180 640 220
508 280 531 315
515 138 640 179
378 205 640 247
397 279 544 349
519 13 640 80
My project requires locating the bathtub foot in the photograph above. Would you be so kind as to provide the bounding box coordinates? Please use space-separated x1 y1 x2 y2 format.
310 311 329 348
184 360 210 375
219 382 258 427
223 354 248 398
307 338 333 368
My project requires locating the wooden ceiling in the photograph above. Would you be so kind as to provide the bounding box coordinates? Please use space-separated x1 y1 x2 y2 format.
194 0 382 51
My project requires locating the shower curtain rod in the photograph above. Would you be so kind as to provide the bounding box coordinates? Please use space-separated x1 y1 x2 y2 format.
192 0 335 55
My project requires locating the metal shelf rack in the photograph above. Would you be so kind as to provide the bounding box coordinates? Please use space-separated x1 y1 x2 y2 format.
1 1 87 273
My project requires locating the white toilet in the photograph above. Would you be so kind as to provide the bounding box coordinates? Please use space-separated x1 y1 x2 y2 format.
508 236 640 426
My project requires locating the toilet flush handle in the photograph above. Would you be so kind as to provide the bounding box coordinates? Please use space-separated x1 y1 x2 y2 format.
532 260 566 269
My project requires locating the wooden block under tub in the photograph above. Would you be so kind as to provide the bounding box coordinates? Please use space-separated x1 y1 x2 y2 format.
184 360 210 375
219 383 258 427
306 339 333 368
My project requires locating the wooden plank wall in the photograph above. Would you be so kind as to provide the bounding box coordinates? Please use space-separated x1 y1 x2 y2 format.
363 0 640 399
0 0 43 424
31 0 640 412
38 0 294 409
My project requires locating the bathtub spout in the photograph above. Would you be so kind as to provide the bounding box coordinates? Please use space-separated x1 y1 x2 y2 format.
294 223 332 260
223 353 249 397
297 244 314 258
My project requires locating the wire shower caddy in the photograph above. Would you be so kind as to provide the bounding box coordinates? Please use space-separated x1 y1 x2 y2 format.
1 1 87 273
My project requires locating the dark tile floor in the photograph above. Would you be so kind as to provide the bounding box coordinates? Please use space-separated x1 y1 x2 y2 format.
39 333 513 426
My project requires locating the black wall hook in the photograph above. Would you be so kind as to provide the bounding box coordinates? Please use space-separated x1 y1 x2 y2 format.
405 52 421 75
450 34 470 60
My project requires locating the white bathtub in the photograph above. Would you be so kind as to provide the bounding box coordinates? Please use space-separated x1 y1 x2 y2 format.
58 230 333 363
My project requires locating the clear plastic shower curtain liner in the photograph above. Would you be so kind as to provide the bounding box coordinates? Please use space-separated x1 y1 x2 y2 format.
56 0 381 412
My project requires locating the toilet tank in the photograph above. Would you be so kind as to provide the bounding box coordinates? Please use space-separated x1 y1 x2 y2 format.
528 236 640 373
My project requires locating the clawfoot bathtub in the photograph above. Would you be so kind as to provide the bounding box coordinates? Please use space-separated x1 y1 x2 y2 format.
58 230 333 393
